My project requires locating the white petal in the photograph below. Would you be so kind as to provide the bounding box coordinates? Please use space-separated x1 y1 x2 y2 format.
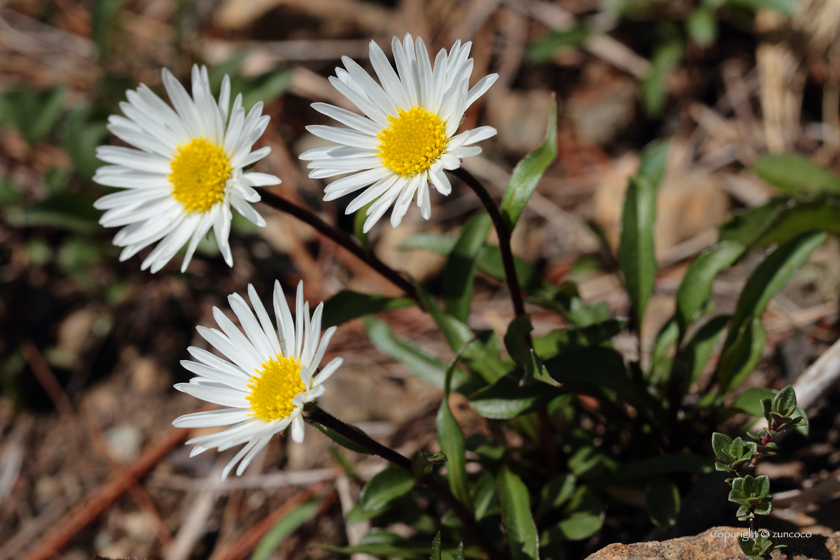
312 102 382 136
314 357 342 386
173 408 252 428
174 382 249 408
466 73 499 109
291 416 305 443
248 284 282 356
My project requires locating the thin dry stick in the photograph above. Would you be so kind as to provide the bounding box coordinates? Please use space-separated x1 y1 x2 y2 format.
21 427 189 560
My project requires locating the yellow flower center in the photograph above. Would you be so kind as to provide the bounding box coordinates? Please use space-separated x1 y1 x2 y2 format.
246 355 305 422
169 137 231 213
377 106 448 177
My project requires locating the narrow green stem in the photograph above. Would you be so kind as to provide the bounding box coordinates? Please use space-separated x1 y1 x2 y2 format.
447 167 526 319
304 404 507 560
259 191 418 301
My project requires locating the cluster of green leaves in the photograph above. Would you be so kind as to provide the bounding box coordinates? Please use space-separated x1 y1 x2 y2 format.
312 94 835 558
712 387 806 559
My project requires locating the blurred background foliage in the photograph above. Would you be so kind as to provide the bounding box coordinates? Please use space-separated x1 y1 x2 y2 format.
2 0 840 559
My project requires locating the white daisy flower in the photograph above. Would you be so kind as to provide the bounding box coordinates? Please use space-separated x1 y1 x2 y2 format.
172 280 341 480
93 64 280 273
300 34 498 233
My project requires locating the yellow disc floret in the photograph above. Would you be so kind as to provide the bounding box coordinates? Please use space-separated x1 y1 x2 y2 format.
377 107 448 177
246 354 305 422
169 137 231 213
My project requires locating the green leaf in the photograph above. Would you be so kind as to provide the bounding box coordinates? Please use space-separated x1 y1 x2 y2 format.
642 41 684 117
648 318 678 384
718 231 826 391
357 466 415 514
62 106 109 182
235 70 293 112
505 315 553 385
469 372 566 419
568 447 618 480
319 531 442 559
431 532 442 560
323 290 414 328
772 385 797 416
526 27 591 64
444 213 492 322
536 473 577 520
544 347 655 412
618 140 670 326
645 478 680 530
717 317 766 394
0 86 65 146
528 282 610 327
557 509 603 541
712 432 733 461
93 0 124 58
532 319 628 357
310 421 372 455
250 499 320 560
500 94 558 230
754 153 840 195
718 198 788 246
472 471 500 521
675 315 730 393
363 317 468 390
676 242 745 332
18 192 101 233
437 354 473 510
497 466 539 560
729 387 775 417
686 7 718 46
416 283 507 383
752 196 840 247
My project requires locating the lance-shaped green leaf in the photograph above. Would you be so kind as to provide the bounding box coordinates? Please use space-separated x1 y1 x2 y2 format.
250 499 320 560
646 478 680 530
363 317 468 390
674 315 730 394
469 372 567 419
752 196 840 247
497 466 540 560
675 242 745 333
717 231 826 391
754 153 840 195
528 282 610 327
357 466 415 515
437 352 473 510
717 317 766 393
618 140 671 326
323 290 414 328
319 531 452 559
532 319 628 358
0 85 66 146
416 283 507 383
718 198 788 246
500 94 558 230
505 315 554 385
444 213 492 323
544 347 656 413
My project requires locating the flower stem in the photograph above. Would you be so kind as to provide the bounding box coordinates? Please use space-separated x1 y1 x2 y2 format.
304 404 507 560
259 191 418 301
447 167 526 319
